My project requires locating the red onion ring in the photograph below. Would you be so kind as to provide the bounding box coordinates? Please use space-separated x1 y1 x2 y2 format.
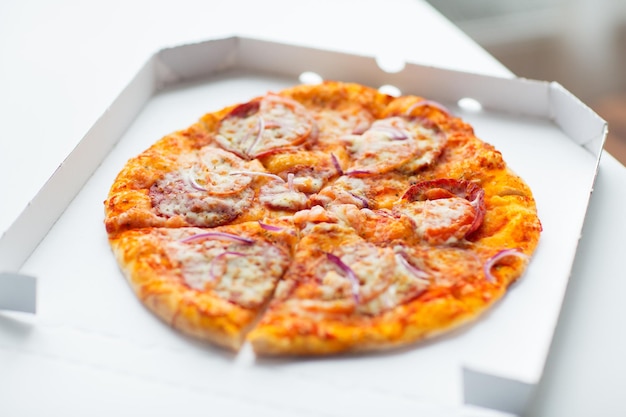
229 170 284 183
187 174 207 192
483 249 529 283
345 169 371 176
180 232 254 245
326 252 360 303
258 221 284 232
246 116 265 155
396 252 430 281
349 192 369 209
369 125 408 140
330 153 343 176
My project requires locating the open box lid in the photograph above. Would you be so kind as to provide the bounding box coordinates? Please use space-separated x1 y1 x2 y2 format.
0 36 607 416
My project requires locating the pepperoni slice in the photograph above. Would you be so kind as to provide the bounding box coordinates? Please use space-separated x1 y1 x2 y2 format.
165 229 290 309
148 148 263 227
343 116 446 176
394 179 485 244
215 93 316 159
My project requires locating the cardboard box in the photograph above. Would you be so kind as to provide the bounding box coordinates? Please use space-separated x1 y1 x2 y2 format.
0 36 607 416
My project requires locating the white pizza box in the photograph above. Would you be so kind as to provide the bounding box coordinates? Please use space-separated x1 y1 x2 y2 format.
0 36 606 416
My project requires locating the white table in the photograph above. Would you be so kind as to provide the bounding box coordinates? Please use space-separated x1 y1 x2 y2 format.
1 1 625 416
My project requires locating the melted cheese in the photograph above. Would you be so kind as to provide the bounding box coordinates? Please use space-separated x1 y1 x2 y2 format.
396 198 475 245
314 176 369 208
343 117 445 174
314 108 373 138
167 238 288 309
150 167 255 227
216 94 315 158
259 182 309 211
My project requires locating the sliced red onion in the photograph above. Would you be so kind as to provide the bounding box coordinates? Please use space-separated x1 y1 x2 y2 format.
287 173 295 192
375 209 396 218
229 170 284 183
330 153 343 176
468 187 486 235
187 174 207 192
396 252 430 281
246 116 265 155
405 99 451 117
483 249 529 283
209 251 246 281
326 252 360 303
369 125 408 140
258 221 284 232
180 232 254 245
349 192 369 209
345 169 371 176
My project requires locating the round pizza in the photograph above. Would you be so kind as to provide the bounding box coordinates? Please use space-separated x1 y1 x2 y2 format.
104 81 542 355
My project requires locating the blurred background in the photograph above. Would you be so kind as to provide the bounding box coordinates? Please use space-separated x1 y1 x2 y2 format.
426 0 626 164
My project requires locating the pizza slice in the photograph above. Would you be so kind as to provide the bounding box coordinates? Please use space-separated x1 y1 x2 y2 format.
109 219 296 350
247 206 434 355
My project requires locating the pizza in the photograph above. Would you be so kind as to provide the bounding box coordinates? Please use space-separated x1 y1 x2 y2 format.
104 81 542 355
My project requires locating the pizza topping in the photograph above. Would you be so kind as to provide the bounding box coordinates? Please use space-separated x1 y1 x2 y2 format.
357 251 431 315
367 122 409 140
312 176 370 209
292 205 339 228
259 175 309 211
395 252 430 281
343 116 446 175
259 187 308 211
197 147 258 196
168 235 289 309
281 242 436 316
313 107 374 139
148 148 266 227
330 153 343 175
395 179 486 244
216 94 316 159
150 176 255 227
325 252 361 303
285 243 396 314
154 148 256 198
406 99 451 117
291 174 325 194
398 245 483 288
187 172 208 192
258 221 284 232
180 231 255 245
483 249 529 283
260 151 341 195
229 170 284 183
209 251 246 281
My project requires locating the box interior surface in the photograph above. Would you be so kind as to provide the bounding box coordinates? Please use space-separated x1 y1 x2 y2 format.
0 37 606 416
